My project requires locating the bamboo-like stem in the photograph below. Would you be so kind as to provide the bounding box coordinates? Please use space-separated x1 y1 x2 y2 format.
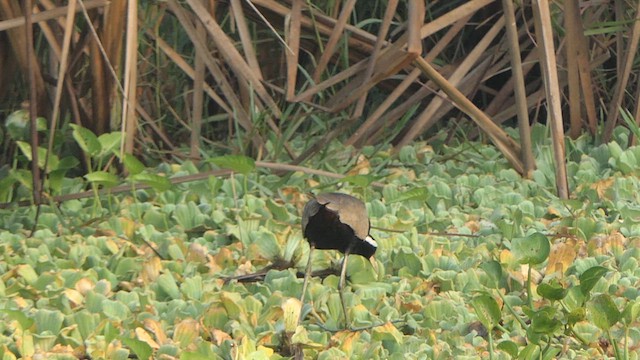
532 0 569 199
502 0 535 177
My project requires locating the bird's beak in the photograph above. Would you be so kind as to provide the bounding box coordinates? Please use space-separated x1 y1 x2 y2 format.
369 255 379 277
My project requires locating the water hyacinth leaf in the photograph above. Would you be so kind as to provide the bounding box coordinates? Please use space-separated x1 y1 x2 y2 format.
588 294 621 330
387 187 428 204
1 309 34 330
537 281 568 301
220 292 243 319
74 310 99 340
173 319 200 347
371 322 403 344
291 326 324 348
121 337 153 360
16 264 38 285
157 273 181 300
34 309 64 335
252 229 281 261
70 124 101 156
282 298 302 333
579 266 608 296
511 232 550 265
181 276 203 301
471 294 501 329
209 155 255 174
102 299 130 321
85 171 119 188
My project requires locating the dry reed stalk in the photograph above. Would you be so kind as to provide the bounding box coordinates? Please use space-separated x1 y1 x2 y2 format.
413 57 524 174
397 17 506 148
312 0 356 83
603 1 640 142
346 15 471 147
502 0 535 177
0 0 107 31
532 0 568 199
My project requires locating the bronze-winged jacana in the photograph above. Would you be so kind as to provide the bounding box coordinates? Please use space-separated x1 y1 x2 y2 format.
300 192 377 327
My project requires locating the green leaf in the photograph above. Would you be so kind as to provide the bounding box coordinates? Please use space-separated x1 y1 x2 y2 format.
123 154 146 175
130 173 172 192
579 266 608 296
497 340 519 358
157 273 181 300
511 232 550 265
530 307 562 335
209 155 255 174
0 309 34 330
471 294 501 329
102 299 130 321
386 187 428 204
251 229 281 261
98 132 122 157
85 171 119 188
537 281 568 301
34 309 64 335
568 308 586 325
341 174 375 187
121 337 153 360
480 260 502 288
15 141 60 172
622 300 640 325
588 294 621 330
70 124 101 156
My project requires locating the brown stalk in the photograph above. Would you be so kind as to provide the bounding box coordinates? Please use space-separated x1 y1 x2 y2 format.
413 57 524 174
186 0 281 117
532 0 568 199
352 0 399 119
190 5 206 161
0 0 108 31
122 0 138 155
166 0 265 152
285 0 302 100
23 0 42 211
230 0 263 81
602 1 640 142
396 16 506 148
564 0 582 139
312 0 356 82
502 0 535 177
346 15 472 147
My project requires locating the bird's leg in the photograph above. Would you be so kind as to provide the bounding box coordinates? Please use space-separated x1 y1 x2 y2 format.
298 244 314 325
338 248 351 329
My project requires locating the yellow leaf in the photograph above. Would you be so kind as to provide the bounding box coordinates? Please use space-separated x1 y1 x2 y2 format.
144 318 168 345
135 327 160 349
546 238 577 276
281 298 302 333
63 288 84 308
590 178 614 199
347 154 371 175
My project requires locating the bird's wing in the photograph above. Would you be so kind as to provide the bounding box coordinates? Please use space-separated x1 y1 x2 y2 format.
316 193 370 239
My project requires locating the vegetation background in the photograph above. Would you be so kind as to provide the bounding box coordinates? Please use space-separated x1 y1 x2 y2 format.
1 0 640 359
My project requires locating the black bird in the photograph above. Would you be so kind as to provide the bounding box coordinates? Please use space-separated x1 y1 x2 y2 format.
300 192 377 327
